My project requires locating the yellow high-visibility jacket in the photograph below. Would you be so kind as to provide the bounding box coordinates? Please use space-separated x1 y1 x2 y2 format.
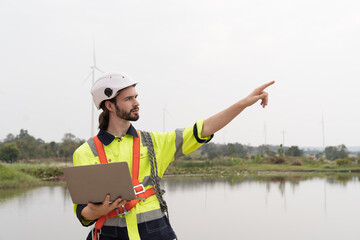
73 120 212 240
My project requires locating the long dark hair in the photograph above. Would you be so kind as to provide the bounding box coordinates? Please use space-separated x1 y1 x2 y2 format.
98 98 116 130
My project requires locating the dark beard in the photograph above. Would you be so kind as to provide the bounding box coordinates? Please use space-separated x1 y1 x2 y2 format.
115 104 139 121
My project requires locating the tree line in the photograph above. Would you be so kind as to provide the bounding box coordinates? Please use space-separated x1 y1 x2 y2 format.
199 143 308 159
0 129 356 163
196 143 355 162
0 129 84 163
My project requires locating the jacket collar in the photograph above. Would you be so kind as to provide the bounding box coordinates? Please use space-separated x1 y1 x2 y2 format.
97 124 139 146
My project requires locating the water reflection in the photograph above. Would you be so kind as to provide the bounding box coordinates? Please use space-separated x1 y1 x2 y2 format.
163 174 360 240
0 187 33 203
163 173 360 196
0 174 359 240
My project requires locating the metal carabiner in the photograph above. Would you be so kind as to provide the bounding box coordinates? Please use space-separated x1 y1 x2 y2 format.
116 205 130 216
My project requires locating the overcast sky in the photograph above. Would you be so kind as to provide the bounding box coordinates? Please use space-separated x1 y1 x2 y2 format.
1 0 359 148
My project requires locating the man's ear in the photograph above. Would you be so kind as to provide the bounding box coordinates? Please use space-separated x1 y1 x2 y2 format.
104 101 115 112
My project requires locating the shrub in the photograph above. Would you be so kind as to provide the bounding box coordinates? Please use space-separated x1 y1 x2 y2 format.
0 143 20 163
291 160 303 166
270 156 285 164
335 158 352 166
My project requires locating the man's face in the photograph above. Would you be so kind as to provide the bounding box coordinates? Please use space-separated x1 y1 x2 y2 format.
113 86 140 121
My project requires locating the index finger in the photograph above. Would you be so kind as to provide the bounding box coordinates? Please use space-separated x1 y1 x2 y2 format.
113 197 123 204
258 80 275 91
104 194 111 204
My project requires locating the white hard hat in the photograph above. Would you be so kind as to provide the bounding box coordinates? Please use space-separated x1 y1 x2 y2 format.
91 72 138 110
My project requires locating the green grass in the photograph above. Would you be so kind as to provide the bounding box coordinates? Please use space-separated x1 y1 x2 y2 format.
167 157 360 176
0 164 43 188
7 163 64 179
0 163 65 188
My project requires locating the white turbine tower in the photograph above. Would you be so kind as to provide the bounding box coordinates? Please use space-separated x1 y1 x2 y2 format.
83 38 104 137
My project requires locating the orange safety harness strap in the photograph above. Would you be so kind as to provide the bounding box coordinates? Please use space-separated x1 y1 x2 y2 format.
92 133 155 240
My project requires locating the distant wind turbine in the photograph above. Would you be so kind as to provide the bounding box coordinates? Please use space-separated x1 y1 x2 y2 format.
83 37 104 137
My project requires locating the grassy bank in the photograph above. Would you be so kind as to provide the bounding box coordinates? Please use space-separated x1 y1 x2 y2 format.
0 163 64 188
1 157 360 188
0 164 43 188
167 158 360 176
8 163 64 180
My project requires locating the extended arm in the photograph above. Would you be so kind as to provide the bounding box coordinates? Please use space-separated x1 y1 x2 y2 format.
201 81 275 138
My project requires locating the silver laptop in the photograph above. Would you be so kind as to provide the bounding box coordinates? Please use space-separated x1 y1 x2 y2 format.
63 162 140 204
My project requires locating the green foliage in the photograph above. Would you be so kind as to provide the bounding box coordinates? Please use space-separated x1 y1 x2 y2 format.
0 143 20 163
207 150 218 160
269 156 286 164
247 154 263 164
335 158 352 166
59 133 84 158
12 164 63 178
315 152 324 159
277 144 284 157
265 147 276 156
325 145 348 160
254 154 263 163
226 144 237 156
15 134 42 159
200 142 249 159
285 146 304 157
0 164 42 188
0 130 84 162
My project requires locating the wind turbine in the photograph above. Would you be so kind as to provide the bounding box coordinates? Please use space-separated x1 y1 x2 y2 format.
83 38 104 137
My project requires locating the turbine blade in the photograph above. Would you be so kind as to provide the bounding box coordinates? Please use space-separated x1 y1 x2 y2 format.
81 71 93 85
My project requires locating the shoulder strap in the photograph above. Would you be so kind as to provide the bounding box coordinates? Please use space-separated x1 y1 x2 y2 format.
132 132 140 181
93 134 141 178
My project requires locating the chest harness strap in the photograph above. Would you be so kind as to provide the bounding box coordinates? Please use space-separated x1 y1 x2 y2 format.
92 133 155 240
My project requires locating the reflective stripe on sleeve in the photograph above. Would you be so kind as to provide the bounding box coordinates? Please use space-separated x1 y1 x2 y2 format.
174 128 184 160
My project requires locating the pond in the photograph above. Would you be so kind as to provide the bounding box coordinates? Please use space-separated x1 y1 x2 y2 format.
0 174 359 240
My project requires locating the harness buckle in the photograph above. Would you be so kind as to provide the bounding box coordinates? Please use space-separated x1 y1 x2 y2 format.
133 184 146 195
116 205 130 216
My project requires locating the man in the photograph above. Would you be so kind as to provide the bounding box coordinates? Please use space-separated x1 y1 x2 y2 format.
73 72 274 240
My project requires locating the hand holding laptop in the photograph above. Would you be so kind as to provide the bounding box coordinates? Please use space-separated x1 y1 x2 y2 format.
81 194 130 221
